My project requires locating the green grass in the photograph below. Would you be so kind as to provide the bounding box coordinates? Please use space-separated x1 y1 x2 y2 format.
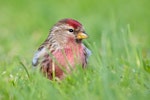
0 0 150 100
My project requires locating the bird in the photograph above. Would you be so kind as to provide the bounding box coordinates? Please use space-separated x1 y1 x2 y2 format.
32 18 91 80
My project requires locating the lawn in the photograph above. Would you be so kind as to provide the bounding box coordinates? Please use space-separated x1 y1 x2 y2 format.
0 0 150 100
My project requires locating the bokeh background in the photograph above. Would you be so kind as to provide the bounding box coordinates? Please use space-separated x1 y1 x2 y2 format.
0 0 150 60
0 0 150 100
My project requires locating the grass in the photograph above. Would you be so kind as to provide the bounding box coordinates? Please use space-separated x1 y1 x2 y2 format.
0 0 150 100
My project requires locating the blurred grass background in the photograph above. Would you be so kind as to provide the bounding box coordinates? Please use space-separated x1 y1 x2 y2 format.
0 0 150 100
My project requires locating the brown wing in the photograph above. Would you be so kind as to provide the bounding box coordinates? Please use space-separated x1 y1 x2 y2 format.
32 38 53 66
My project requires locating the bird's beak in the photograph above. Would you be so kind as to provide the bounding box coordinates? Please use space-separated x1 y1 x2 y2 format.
77 32 88 39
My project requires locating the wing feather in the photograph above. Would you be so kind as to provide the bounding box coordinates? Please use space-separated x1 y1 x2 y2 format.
32 47 46 66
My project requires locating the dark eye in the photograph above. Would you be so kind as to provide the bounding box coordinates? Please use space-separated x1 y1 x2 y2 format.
69 29 74 32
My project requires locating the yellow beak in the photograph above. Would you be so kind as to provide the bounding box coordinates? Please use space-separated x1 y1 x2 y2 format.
77 32 88 39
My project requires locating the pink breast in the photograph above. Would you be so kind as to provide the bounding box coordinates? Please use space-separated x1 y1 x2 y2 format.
52 46 84 68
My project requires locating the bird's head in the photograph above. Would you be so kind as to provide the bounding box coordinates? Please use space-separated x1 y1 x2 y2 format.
49 18 88 45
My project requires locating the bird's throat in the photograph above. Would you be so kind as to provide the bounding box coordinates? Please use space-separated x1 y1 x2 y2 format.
76 39 82 43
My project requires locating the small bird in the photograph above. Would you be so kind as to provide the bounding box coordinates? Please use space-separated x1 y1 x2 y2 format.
32 18 91 80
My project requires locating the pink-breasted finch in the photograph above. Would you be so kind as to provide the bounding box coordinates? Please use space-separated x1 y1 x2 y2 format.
32 18 91 80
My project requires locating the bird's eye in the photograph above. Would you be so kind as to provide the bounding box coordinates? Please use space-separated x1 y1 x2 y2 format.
68 29 74 32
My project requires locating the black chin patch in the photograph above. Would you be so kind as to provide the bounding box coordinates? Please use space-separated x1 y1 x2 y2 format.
76 39 82 43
